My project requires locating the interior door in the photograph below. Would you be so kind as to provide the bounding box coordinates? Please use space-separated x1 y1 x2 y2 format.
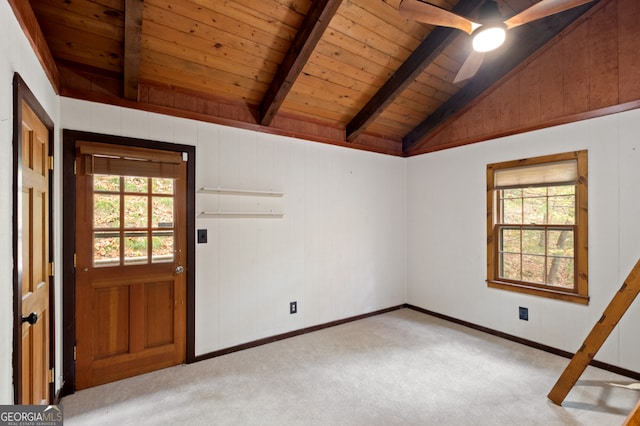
19 100 51 404
75 142 186 389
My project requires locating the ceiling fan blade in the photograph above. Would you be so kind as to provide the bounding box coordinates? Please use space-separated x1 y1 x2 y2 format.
453 50 486 84
504 0 595 30
399 0 481 35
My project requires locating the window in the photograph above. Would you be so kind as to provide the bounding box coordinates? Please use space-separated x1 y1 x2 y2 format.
486 151 588 304
77 141 183 268
93 174 176 266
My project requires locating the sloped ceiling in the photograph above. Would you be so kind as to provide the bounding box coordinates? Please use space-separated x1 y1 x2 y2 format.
11 0 637 156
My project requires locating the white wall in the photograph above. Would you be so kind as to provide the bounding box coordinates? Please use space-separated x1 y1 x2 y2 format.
1 0 406 398
407 110 640 372
0 2 60 404
60 98 408 356
4 0 640 402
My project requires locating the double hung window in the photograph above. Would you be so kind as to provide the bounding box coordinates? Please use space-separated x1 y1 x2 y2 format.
486 151 588 304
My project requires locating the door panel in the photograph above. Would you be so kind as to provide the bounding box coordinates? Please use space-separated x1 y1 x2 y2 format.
75 143 186 389
19 101 50 404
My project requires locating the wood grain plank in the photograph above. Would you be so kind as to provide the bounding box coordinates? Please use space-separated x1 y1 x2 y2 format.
143 5 286 67
518 56 541 128
328 14 415 60
539 42 564 122
312 40 395 82
142 35 276 84
35 0 124 22
140 53 267 103
617 0 640 103
588 0 619 110
30 1 124 40
562 23 589 116
9 2 59 90
145 0 291 53
189 0 298 41
142 22 280 73
124 0 144 100
345 0 483 142
339 0 424 50
38 20 123 72
483 86 502 135
259 0 342 125
230 0 307 28
320 28 401 72
499 76 520 131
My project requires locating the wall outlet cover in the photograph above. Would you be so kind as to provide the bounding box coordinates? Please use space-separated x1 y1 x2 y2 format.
290 301 297 314
519 306 528 321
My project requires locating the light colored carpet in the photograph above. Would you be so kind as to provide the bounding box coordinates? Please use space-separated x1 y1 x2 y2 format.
61 309 639 425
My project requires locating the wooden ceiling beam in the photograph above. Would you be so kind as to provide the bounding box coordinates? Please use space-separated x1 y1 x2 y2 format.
7 0 60 92
259 0 343 126
346 0 484 142
402 1 600 153
124 0 144 101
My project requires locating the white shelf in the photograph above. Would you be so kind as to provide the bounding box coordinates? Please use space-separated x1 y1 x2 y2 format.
198 187 283 197
198 211 283 218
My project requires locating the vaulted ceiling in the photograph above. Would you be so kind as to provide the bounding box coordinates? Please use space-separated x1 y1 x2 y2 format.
15 0 604 155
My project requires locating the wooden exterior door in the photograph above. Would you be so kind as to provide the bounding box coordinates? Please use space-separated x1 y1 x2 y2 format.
74 142 187 389
19 100 52 404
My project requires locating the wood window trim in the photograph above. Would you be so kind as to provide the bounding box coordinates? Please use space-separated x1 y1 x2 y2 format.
486 150 588 305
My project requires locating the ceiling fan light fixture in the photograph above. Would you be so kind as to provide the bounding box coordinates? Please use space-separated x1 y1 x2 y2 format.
472 25 506 52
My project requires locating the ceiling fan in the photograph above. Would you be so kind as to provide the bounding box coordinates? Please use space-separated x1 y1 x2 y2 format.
399 0 596 83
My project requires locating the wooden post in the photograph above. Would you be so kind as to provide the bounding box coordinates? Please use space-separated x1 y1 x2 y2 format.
547 259 640 405
624 399 640 425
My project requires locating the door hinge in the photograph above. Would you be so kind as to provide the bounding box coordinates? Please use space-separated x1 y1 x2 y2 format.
49 368 55 384
48 262 54 277
73 346 77 361
74 253 77 268
48 156 54 171
74 159 77 175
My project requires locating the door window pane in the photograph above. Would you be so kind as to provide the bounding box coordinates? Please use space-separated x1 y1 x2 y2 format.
124 232 148 265
93 174 176 267
94 175 120 192
94 194 120 228
124 176 148 193
124 196 148 228
94 232 120 266
152 197 173 228
152 231 174 263
152 178 174 195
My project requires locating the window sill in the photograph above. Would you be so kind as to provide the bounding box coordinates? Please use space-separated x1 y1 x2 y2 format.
487 280 589 305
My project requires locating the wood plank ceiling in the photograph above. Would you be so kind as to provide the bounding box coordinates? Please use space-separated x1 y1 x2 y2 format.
24 0 600 156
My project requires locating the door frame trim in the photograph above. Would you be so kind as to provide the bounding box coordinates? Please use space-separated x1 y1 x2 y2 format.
12 73 56 404
61 130 196 396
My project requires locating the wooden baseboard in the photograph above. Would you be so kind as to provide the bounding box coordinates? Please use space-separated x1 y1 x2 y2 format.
191 305 406 363
406 304 640 381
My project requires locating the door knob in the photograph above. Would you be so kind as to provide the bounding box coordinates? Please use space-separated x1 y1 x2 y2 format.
21 312 38 325
175 266 184 274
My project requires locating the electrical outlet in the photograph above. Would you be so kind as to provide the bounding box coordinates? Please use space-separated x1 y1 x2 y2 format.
519 306 528 321
290 301 297 314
